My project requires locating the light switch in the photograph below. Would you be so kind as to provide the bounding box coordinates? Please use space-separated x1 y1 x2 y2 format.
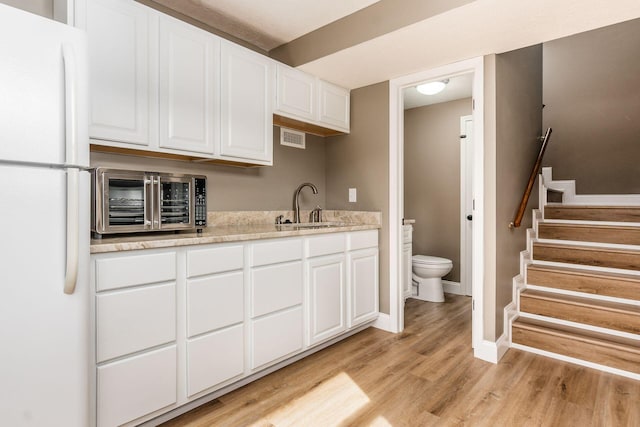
349 188 357 203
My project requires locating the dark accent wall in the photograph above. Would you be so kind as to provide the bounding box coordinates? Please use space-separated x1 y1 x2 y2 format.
494 45 543 337
543 18 640 194
326 82 390 313
404 98 472 283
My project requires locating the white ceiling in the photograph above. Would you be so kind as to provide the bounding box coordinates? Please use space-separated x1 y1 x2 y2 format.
403 73 473 110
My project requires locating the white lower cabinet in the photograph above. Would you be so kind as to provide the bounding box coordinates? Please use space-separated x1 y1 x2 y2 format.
91 230 378 426
97 345 177 427
307 254 347 345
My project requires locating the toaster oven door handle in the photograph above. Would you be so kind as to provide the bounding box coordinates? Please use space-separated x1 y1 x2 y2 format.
144 178 153 229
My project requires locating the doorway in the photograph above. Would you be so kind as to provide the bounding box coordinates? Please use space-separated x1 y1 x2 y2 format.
402 79 473 299
387 57 487 356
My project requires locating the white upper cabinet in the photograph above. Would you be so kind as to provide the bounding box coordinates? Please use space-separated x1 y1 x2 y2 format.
275 65 316 122
319 80 350 132
274 64 350 134
158 15 219 155
76 0 156 146
220 41 274 164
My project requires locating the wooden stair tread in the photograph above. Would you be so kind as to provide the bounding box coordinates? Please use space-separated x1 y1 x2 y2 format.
545 205 640 222
528 264 640 283
526 264 640 301
520 289 640 334
538 222 640 245
512 317 640 355
521 289 640 316
532 242 640 271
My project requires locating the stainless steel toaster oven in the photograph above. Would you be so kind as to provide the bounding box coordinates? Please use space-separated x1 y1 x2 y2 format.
92 168 206 235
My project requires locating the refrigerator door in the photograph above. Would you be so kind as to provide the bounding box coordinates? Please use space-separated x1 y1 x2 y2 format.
0 165 90 426
0 4 89 168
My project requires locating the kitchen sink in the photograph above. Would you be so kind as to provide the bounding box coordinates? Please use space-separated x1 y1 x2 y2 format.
276 222 347 229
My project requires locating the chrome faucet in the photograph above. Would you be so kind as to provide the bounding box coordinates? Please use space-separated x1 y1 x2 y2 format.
293 182 318 223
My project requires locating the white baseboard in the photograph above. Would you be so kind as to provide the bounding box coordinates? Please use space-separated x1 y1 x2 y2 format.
372 312 392 332
443 280 463 295
474 330 510 364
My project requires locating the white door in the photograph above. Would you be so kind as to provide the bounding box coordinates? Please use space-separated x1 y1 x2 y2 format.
77 0 153 146
276 64 316 122
460 115 473 296
159 15 218 155
349 248 379 327
318 80 350 132
220 41 274 163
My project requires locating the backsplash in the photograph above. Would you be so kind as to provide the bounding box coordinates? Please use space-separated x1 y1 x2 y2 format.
207 210 381 226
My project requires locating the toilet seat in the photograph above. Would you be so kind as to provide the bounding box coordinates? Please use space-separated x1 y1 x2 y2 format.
412 255 452 266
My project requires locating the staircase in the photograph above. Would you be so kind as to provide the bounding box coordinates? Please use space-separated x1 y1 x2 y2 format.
509 168 640 380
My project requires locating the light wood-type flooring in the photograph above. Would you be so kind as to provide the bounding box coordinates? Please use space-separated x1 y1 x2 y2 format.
160 295 640 427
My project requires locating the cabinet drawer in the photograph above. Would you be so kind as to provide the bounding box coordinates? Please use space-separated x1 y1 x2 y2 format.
95 251 176 291
307 233 346 258
251 261 302 318
348 230 378 251
186 325 244 397
251 239 302 266
96 283 176 363
187 245 243 278
97 345 177 427
187 272 243 337
251 306 303 369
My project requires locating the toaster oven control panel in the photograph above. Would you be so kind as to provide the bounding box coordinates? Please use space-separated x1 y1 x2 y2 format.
194 177 207 228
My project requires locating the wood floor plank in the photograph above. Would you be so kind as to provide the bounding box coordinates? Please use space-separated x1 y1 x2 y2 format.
161 296 639 427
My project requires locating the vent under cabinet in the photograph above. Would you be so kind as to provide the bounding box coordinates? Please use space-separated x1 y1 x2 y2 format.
280 127 305 149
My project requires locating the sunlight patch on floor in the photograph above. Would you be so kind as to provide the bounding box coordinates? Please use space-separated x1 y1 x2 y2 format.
250 372 370 426
369 415 393 426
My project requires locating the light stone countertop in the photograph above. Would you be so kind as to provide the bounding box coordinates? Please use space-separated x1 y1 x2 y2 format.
91 210 381 254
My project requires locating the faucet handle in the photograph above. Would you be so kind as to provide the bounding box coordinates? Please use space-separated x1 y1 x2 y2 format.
275 214 284 224
310 205 323 223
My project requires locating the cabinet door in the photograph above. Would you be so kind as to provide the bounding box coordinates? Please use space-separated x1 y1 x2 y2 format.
275 64 316 122
318 80 350 132
307 254 346 345
349 248 379 327
220 41 274 164
77 0 153 146
159 16 219 155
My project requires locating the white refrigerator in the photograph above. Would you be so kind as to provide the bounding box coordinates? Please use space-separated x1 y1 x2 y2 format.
0 4 91 426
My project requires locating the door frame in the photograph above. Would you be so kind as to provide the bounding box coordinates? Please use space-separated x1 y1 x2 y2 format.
387 56 485 354
460 115 473 297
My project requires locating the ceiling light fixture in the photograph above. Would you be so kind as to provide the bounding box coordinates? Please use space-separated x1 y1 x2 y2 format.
416 79 450 95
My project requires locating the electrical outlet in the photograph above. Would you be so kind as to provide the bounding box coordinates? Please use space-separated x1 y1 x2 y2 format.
349 188 357 203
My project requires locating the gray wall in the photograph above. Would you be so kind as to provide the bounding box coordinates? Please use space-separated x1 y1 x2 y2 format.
91 128 327 212
543 18 640 194
404 98 472 283
494 45 543 337
326 82 390 313
0 0 52 17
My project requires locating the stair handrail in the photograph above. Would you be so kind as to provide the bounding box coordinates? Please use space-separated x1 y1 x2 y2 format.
509 127 552 229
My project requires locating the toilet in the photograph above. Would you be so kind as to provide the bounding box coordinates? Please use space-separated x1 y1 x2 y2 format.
411 255 453 302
